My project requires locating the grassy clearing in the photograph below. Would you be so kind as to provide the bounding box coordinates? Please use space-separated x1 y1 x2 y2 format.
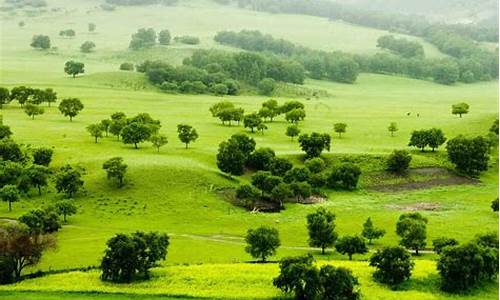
0 260 498 300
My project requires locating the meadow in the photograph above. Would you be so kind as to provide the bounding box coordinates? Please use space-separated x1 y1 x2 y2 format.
0 0 498 299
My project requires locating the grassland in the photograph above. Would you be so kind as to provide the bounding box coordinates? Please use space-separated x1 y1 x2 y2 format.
0 0 498 299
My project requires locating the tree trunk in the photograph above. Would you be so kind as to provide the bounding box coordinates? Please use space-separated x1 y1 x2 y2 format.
415 248 419 256
134 143 138 149
70 116 73 122
349 254 352 260
64 214 67 223
95 136 98 143
321 246 325 255
38 185 41 196
8 201 12 211
185 143 188 149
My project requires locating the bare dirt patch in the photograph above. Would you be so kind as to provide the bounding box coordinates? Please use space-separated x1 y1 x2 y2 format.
370 167 479 192
385 202 441 211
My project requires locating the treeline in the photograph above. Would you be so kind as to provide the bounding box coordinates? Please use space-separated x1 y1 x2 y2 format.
214 30 359 83
214 30 497 84
376 35 424 58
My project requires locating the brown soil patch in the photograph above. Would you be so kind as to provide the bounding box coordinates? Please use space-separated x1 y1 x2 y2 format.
385 202 441 211
370 168 479 192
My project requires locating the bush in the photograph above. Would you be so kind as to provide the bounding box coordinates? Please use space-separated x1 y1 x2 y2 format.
432 237 459 254
369 246 414 286
446 135 490 177
174 35 200 45
327 163 361 190
257 78 276 95
246 147 275 171
492 198 499 212
386 150 411 173
119 62 134 71
160 81 178 91
305 157 326 173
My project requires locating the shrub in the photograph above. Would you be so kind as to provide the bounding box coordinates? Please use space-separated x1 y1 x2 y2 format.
369 246 414 286
386 150 412 173
327 163 361 190
119 62 134 71
446 135 490 177
432 237 459 254
305 157 326 173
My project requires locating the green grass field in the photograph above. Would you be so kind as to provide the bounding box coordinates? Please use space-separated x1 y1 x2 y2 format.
0 0 498 299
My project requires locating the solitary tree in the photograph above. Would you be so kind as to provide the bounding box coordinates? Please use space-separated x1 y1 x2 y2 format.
150 134 168 152
285 125 300 141
58 98 84 121
23 103 44 119
88 23 96 32
386 150 412 173
86 123 103 143
158 29 171 45
362 217 385 244
396 213 428 255
177 124 198 149
64 61 85 78
55 165 84 198
0 185 20 211
298 133 331 158
102 157 127 187
32 147 53 166
306 208 337 254
335 235 368 260
54 200 77 223
26 165 50 195
333 123 347 138
30 35 51 49
80 41 96 53
216 140 247 176
446 135 490 177
452 102 469 118
327 163 361 190
388 122 398 137
243 113 262 133
245 226 280 262
369 246 414 286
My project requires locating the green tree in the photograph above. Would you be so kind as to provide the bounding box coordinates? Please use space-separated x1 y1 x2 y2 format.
23 103 44 119
158 29 171 45
433 60 460 85
18 208 61 234
80 41 96 53
335 235 368 260
211 83 228 96
327 163 361 190
30 35 51 50
304 157 326 173
177 124 198 149
257 123 268 135
273 255 320 300
121 122 152 149
0 125 12 140
432 237 459 254
285 124 300 141
246 147 275 171
257 78 276 95
306 208 337 254
54 200 77 223
243 113 262 133
86 123 103 143
150 134 168 152
446 135 490 177
55 165 84 198
32 147 53 166
369 246 414 286
103 157 127 187
88 23 96 32
427 128 446 151
285 108 306 124
129 28 157 50
396 213 428 255
25 165 50 195
333 123 347 138
492 198 499 212
388 122 398 137
386 150 412 173
64 61 85 78
0 87 10 108
298 132 331 158
100 119 111 136
245 226 280 262
319 265 361 300
58 98 84 121
0 185 19 212
362 217 385 245
451 102 469 118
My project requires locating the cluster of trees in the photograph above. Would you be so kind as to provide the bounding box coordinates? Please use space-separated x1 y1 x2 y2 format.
59 29 75 38
129 28 199 50
105 0 177 6
80 41 96 53
376 35 424 58
90 112 197 150
30 35 50 50
408 128 446 152
101 231 169 283
0 86 57 109
214 30 359 84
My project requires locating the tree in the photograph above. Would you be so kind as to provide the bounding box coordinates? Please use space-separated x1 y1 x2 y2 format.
0 87 10 108
88 23 96 32
177 124 198 149
327 163 361 190
335 235 368 260
235 184 261 208
245 226 280 262
333 123 347 138
86 123 103 143
285 124 300 141
59 29 75 37
432 237 459 254
408 130 428 151
10 86 33 106
100 119 111 136
18 208 61 234
150 134 168 152
285 108 306 124
437 242 499 292
298 133 331 158
55 165 84 198
396 213 428 255
217 134 256 176
32 147 53 166
120 62 134 71
388 122 398 137
251 171 283 196
54 200 77 223
304 157 326 174
427 128 446 151
319 265 361 300
121 122 152 149
30 35 51 50
64 61 85 78
58 98 84 121
0 125 12 140
129 28 157 50
80 41 96 53
257 123 268 135
362 217 385 245
446 135 490 177
492 198 499 212
369 246 414 286
212 83 228 96
243 113 262 133
25 165 50 195
23 103 44 119
260 99 279 122
0 185 19 212
257 78 276 95
273 255 320 300
246 147 275 171
270 182 293 208
158 29 171 45
109 119 126 140
0 139 24 162
386 150 412 173
306 208 337 254
103 157 127 187
451 102 469 118
0 224 55 281
101 232 169 283
433 60 459 85
490 119 499 136
268 157 293 177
